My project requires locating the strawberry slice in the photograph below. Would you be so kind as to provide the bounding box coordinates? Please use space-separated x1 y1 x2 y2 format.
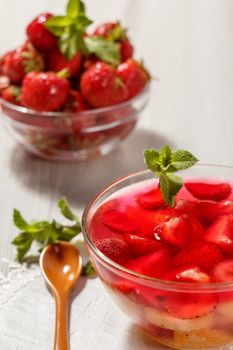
174 242 223 272
94 237 132 264
175 199 198 215
212 259 233 282
164 266 211 283
154 216 188 248
185 182 232 201
125 249 171 278
124 234 163 257
154 215 204 248
198 201 233 223
127 205 176 238
165 291 217 319
136 187 166 210
101 209 139 234
205 215 233 255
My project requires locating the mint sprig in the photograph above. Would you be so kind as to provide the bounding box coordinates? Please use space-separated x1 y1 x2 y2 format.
45 0 92 59
144 145 198 206
84 36 121 65
12 198 95 277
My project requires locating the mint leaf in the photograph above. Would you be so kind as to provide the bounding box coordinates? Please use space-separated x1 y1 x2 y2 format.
82 260 96 277
58 197 79 222
171 150 198 171
45 0 92 59
67 0 81 19
12 232 34 262
144 149 160 173
13 209 29 230
159 144 172 169
144 146 198 206
12 198 81 263
84 36 121 65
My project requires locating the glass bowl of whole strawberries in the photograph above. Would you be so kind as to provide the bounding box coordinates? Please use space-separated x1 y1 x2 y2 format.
0 0 150 161
82 145 233 349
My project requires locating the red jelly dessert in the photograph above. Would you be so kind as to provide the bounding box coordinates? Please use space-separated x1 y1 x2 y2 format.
85 166 233 349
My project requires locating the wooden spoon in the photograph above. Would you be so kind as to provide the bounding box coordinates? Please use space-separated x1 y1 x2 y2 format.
40 241 82 350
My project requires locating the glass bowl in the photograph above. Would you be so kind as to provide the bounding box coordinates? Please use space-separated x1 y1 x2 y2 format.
82 165 233 350
0 84 149 161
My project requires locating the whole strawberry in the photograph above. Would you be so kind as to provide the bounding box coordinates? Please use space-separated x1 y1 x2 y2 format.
26 13 57 51
21 72 70 112
45 48 82 77
1 42 44 84
117 59 150 99
64 90 89 112
80 61 128 108
93 22 133 62
1 85 21 105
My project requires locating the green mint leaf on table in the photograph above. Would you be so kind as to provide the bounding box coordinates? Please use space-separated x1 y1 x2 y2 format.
11 197 95 277
144 145 198 207
45 0 92 59
84 36 121 66
81 260 95 277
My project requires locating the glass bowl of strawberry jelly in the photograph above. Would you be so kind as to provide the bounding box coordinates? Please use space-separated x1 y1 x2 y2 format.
82 164 233 350
0 84 149 161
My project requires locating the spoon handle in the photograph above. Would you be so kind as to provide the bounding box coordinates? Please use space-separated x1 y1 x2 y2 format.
54 293 69 350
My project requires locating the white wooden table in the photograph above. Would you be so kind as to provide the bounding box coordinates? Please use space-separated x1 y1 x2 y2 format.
0 0 232 349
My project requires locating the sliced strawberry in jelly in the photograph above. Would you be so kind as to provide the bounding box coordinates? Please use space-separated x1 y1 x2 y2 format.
205 215 233 255
154 215 204 248
124 234 164 258
198 201 233 223
164 266 211 283
127 205 176 238
101 209 139 234
112 280 152 306
136 187 166 210
165 291 218 319
185 182 232 201
175 199 198 216
154 216 188 248
212 259 233 282
174 242 223 273
94 237 132 264
125 249 171 278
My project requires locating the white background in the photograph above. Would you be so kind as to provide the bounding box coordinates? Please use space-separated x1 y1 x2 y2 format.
0 1 233 349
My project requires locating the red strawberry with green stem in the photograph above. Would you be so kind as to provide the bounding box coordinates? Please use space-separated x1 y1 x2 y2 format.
64 90 89 112
1 85 21 105
45 48 82 77
81 61 128 108
93 22 133 62
26 13 57 51
117 59 150 99
21 71 70 112
1 42 44 84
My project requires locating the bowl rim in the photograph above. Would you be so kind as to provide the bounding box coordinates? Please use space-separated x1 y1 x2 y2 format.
82 164 233 291
0 82 150 119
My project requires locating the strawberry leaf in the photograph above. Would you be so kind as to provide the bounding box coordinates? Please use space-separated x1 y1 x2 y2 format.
84 36 121 65
144 145 198 207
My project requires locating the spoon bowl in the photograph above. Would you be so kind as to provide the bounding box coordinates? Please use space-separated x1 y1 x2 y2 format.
40 241 82 350
40 242 82 294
